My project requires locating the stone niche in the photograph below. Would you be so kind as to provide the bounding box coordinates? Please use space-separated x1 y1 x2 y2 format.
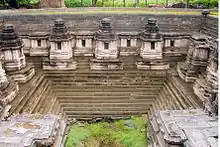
0 54 19 120
73 31 94 56
177 34 210 82
136 18 169 70
29 32 50 56
118 32 139 56
193 39 218 116
43 18 77 70
90 18 123 70
163 33 190 57
0 24 35 83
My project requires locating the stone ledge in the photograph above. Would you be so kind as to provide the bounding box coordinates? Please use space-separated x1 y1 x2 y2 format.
90 59 123 70
7 64 35 83
43 59 77 71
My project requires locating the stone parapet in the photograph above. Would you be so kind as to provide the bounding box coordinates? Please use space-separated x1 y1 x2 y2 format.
0 113 66 147
149 109 218 147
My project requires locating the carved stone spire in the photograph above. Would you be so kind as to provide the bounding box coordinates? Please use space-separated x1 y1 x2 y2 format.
0 24 35 83
96 18 116 41
0 24 26 71
50 18 71 41
141 18 162 40
44 18 76 70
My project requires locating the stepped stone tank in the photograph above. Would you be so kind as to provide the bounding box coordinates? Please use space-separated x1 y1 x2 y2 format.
0 8 218 147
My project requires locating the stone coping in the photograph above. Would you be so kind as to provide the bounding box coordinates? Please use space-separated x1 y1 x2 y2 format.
0 8 217 16
150 109 218 146
0 113 65 147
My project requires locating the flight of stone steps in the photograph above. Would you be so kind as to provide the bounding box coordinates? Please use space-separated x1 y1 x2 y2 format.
8 68 59 116
8 56 203 120
149 75 203 115
44 57 169 120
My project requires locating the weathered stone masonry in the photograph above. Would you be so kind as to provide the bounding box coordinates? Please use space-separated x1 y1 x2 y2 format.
0 11 218 147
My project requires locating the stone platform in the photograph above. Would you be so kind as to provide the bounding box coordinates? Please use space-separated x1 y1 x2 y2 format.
0 79 19 120
90 58 123 70
136 58 170 70
0 113 66 147
7 64 35 83
149 109 218 147
43 58 77 70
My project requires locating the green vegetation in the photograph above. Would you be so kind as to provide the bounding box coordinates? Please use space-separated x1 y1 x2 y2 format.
65 116 147 147
64 0 218 8
19 0 39 5
64 0 179 7
189 0 218 8
0 0 218 8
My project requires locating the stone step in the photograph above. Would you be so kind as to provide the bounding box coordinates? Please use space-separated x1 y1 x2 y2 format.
9 70 44 115
64 110 149 116
56 91 157 96
157 86 176 110
55 77 164 82
58 99 155 104
13 79 49 114
166 81 187 109
54 88 161 92
46 92 57 113
171 76 202 107
31 87 52 113
163 82 183 109
57 95 156 100
149 79 186 115
51 99 62 115
32 86 54 114
53 85 164 89
51 81 166 85
45 74 167 79
23 79 50 113
63 107 151 112
43 70 169 75
66 114 141 119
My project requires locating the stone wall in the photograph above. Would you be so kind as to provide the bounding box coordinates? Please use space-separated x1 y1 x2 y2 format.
0 14 203 34
200 16 218 39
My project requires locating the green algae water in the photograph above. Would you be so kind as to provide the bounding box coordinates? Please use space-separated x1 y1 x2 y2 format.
65 116 147 147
